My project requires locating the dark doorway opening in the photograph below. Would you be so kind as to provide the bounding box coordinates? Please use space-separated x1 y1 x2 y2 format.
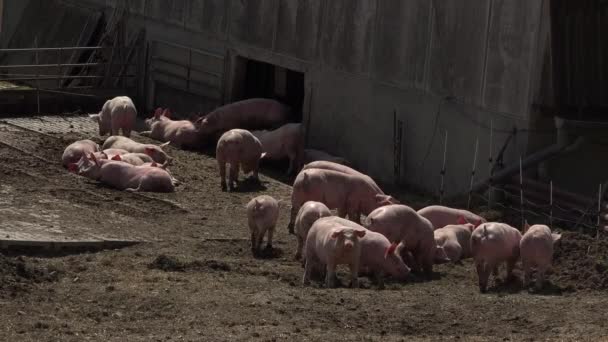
231 57 304 122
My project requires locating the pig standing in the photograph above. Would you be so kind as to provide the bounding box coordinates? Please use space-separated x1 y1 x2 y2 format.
141 108 202 149
246 195 279 256
364 204 440 276
102 136 172 164
301 149 350 167
89 96 137 137
417 205 486 230
288 169 398 233
216 129 263 191
520 223 561 290
358 230 411 288
294 201 332 260
75 153 175 192
470 222 522 292
433 224 476 263
302 161 383 194
302 216 366 288
195 98 291 139
62 139 100 169
251 123 302 175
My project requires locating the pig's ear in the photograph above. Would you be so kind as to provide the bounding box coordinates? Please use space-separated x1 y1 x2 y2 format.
435 246 451 264
355 229 366 238
153 108 163 118
111 154 122 161
330 230 343 239
151 162 158 167
552 233 562 243
144 147 154 155
457 216 467 225
67 163 78 173
159 141 170 148
384 242 398 259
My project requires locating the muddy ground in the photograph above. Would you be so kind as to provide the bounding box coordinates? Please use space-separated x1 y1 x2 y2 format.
1 116 608 341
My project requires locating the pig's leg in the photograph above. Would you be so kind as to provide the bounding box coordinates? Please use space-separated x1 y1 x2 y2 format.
303 258 313 285
295 235 304 260
506 257 517 281
522 260 531 288
140 131 152 137
252 159 260 182
375 271 385 290
349 260 360 288
325 262 337 288
476 261 491 292
248 218 257 255
229 162 239 190
288 200 299 234
218 159 227 191
111 117 121 137
265 226 274 250
286 155 295 175
536 265 547 290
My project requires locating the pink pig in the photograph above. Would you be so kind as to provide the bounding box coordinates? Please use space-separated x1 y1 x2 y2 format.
89 96 137 137
520 223 561 290
62 139 100 170
433 224 476 263
75 153 175 192
251 123 303 175
302 161 383 194
364 204 439 277
102 136 172 164
358 230 411 287
216 129 263 191
302 216 366 288
141 108 202 149
195 98 291 138
471 222 522 292
246 195 279 256
288 169 398 233
294 201 332 261
417 205 486 230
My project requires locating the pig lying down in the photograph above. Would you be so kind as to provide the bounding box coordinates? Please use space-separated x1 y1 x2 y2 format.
471 222 522 292
294 201 332 261
102 136 172 164
75 153 176 193
417 205 486 230
216 129 263 191
62 139 100 169
246 195 279 256
90 96 137 137
303 216 366 288
520 223 561 290
141 108 202 149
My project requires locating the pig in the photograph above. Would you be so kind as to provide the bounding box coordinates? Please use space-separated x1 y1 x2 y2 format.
102 136 172 164
94 148 130 160
75 153 175 192
470 222 522 292
358 230 411 288
246 195 279 256
105 152 154 166
302 216 366 288
288 169 398 233
301 149 350 167
520 223 561 290
195 98 291 138
302 161 383 194
89 96 137 137
364 204 440 276
417 205 487 230
216 129 263 191
251 123 303 175
294 201 332 260
141 108 202 149
433 224 476 263
62 139 100 170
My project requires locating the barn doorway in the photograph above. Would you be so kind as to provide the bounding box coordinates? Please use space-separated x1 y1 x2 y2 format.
229 57 304 123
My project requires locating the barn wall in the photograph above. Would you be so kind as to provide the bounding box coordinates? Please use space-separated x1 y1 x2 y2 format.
42 0 545 195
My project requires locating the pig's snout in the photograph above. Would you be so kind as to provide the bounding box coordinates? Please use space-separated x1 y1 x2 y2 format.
343 240 354 251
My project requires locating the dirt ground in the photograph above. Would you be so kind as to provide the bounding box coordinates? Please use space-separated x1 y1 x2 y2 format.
1 116 608 341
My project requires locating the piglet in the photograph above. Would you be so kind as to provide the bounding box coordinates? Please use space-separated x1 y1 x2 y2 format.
433 224 476 263
520 222 561 290
246 195 279 256
102 136 172 164
294 201 332 260
62 139 100 170
359 230 411 288
141 108 202 149
417 205 486 230
216 129 263 191
303 216 366 288
470 222 522 292
89 96 137 137
251 123 303 175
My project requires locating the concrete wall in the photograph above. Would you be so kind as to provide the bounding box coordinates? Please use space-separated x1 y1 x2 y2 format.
40 0 548 195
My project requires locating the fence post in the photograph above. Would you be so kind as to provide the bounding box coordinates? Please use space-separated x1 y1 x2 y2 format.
597 183 602 239
467 137 479 209
34 37 40 114
439 130 448 204
187 48 192 91
488 120 494 209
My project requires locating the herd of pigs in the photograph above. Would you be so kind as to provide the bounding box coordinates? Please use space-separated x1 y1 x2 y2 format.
59 95 562 293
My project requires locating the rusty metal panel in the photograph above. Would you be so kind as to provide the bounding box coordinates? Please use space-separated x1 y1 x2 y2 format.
229 0 278 50
320 0 376 74
373 0 431 88
184 0 228 36
145 0 185 26
274 0 322 61
428 0 489 104
483 0 542 117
